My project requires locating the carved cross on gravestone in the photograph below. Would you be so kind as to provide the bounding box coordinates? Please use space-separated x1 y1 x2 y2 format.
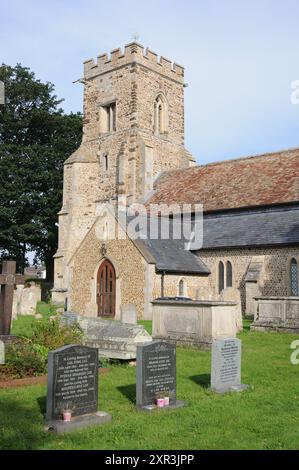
0 261 25 335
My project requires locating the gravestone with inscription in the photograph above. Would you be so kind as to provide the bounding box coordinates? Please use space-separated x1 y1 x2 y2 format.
45 344 111 433
211 338 249 393
136 341 184 411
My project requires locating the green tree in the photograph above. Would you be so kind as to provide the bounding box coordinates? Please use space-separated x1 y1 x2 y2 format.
0 64 82 281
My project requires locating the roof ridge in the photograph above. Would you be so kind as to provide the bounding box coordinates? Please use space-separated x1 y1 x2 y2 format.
197 145 299 169
204 204 299 219
156 146 299 181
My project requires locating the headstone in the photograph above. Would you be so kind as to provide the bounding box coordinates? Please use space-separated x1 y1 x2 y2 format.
0 340 5 364
245 256 264 318
136 341 184 411
61 312 152 360
120 304 137 325
45 344 111 433
220 287 243 332
0 260 25 335
211 338 249 393
12 281 41 316
195 287 213 300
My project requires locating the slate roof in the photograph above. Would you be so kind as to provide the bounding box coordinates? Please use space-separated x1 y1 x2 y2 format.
128 205 299 272
126 216 210 275
137 236 210 274
200 206 299 249
149 147 299 212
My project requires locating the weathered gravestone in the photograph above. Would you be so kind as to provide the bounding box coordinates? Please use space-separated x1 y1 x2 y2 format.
45 344 111 433
211 338 249 393
220 287 243 332
121 304 137 325
136 341 185 411
0 260 25 336
0 340 4 365
61 312 151 360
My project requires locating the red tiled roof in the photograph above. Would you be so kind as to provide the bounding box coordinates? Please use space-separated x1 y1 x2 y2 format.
149 148 299 212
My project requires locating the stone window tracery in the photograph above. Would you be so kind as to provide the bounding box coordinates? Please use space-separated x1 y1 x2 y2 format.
154 94 168 134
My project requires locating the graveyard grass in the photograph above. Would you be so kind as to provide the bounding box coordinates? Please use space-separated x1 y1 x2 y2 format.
1 319 299 450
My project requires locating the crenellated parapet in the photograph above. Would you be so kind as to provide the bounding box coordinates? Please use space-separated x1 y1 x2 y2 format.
83 42 184 82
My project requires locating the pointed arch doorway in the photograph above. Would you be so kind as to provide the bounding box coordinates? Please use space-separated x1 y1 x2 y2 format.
97 259 116 317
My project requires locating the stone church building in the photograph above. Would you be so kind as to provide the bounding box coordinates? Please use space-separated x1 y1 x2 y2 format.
52 42 299 320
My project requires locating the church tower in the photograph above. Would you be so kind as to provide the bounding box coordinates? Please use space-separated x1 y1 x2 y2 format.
52 42 194 305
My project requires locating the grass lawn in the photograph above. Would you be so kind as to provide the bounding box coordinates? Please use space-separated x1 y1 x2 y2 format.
1 316 299 449
10 302 56 338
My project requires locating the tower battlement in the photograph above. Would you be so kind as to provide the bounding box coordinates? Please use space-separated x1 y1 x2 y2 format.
83 42 184 82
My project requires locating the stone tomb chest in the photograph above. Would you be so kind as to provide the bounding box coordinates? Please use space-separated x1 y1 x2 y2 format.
152 298 238 349
251 297 299 333
136 341 184 411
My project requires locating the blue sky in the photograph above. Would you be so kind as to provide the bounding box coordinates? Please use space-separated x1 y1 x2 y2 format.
1 0 299 164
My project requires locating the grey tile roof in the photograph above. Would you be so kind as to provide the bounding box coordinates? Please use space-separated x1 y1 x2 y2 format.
140 236 210 274
125 205 299 274
200 205 299 249
126 216 210 274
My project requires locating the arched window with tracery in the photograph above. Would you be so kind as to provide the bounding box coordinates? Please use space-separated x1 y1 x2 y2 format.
154 94 168 134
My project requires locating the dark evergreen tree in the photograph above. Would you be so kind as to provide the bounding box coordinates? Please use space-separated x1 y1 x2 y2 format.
0 64 82 281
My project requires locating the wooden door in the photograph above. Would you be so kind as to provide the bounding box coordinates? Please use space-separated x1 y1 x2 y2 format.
97 259 116 317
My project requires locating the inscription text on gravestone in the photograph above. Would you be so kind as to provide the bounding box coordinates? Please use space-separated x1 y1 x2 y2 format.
211 338 249 393
137 341 176 407
46 345 98 420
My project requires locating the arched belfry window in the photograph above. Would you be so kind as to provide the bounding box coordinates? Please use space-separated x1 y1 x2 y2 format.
100 102 116 133
226 261 233 288
154 94 168 134
218 261 224 293
290 258 298 296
